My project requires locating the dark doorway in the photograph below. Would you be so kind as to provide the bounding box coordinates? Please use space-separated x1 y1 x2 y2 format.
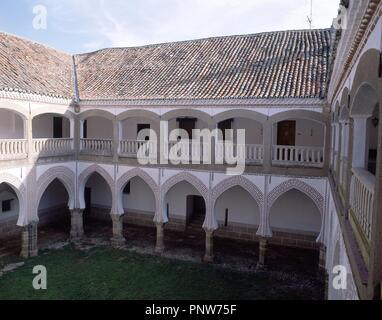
83 120 88 139
218 119 234 140
53 117 63 139
177 118 197 139
137 124 151 141
186 195 206 228
84 187 92 215
277 120 296 146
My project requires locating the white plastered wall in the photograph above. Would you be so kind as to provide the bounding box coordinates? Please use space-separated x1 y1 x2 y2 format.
214 186 260 226
122 176 155 214
165 181 201 218
0 109 24 139
85 173 112 208
33 115 70 138
86 117 113 139
269 189 322 234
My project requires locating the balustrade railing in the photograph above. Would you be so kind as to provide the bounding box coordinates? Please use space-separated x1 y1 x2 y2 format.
80 138 113 156
215 143 263 164
350 168 375 244
33 138 74 156
119 140 157 159
272 145 324 167
0 139 27 160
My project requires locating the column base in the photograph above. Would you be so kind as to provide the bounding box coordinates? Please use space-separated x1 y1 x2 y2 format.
110 236 126 247
257 237 268 268
203 254 214 263
20 223 38 259
155 223 165 254
70 209 84 243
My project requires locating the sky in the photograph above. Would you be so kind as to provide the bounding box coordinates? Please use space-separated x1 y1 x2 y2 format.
0 0 340 54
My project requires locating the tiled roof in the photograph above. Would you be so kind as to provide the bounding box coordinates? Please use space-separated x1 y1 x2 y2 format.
0 32 73 99
0 29 332 101
75 29 332 101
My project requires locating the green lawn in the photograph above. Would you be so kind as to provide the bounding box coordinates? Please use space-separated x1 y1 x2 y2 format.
0 246 324 300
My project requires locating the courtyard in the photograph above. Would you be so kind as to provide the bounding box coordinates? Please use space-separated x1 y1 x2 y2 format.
0 221 325 300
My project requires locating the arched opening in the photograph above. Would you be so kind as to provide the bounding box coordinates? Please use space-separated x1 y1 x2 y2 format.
119 117 159 158
32 114 71 139
213 186 261 263
83 172 113 238
120 176 156 246
350 83 379 173
37 179 70 249
216 117 264 164
164 181 206 254
80 116 114 156
0 109 25 139
0 182 21 256
0 109 26 160
270 189 322 245
272 118 326 167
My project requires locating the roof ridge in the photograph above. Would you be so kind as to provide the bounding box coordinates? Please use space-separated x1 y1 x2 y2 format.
75 28 332 56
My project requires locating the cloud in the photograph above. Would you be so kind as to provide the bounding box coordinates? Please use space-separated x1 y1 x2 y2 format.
39 0 339 51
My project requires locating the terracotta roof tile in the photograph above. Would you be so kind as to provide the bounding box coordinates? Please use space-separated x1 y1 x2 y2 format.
0 32 73 99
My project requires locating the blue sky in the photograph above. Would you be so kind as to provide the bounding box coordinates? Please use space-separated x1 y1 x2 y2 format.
0 0 340 54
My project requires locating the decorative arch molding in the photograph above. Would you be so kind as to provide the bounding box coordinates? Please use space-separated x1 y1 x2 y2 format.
158 171 209 224
350 49 381 99
31 109 75 119
78 164 115 211
268 179 324 215
117 109 160 122
212 109 267 125
339 87 350 109
78 109 115 121
350 82 379 117
35 166 75 218
116 168 159 215
333 103 340 123
0 102 28 119
161 109 213 127
0 172 27 226
267 179 324 242
211 175 263 208
270 109 328 125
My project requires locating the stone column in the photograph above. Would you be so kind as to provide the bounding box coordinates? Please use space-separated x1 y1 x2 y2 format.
111 214 126 247
20 222 38 258
319 245 327 271
203 229 214 263
70 209 84 241
155 222 165 254
257 237 268 268
263 121 272 172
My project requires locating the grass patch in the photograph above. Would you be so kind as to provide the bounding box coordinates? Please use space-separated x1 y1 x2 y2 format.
0 246 324 300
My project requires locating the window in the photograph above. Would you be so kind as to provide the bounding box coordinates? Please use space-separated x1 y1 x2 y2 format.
137 124 150 141
123 182 131 195
2 199 12 213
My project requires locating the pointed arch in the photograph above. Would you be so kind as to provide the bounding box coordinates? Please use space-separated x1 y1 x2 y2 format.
78 164 115 210
116 168 159 215
35 166 75 219
267 179 324 216
0 172 26 226
211 175 263 208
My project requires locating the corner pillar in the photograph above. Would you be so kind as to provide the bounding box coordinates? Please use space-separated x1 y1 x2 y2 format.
319 245 327 271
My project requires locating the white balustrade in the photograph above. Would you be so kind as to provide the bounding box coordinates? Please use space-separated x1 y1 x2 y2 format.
350 168 375 243
80 139 113 156
119 140 157 159
0 139 27 160
215 143 263 164
272 145 324 167
33 138 74 156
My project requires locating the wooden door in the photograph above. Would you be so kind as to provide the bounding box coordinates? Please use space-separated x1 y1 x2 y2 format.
277 121 296 146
